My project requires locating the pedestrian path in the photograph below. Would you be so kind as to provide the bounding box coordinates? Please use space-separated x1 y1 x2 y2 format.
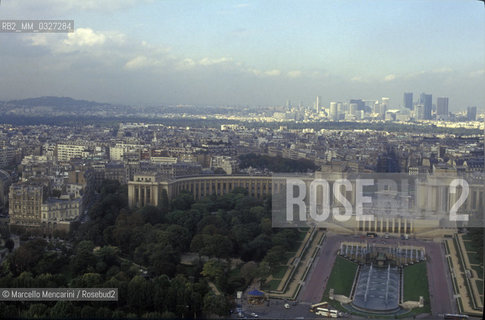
267 228 326 300
445 235 483 317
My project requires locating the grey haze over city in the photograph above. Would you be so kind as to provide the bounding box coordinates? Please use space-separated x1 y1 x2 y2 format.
0 0 484 110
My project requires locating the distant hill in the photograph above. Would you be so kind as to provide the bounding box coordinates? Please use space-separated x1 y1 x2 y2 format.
0 96 133 117
5 96 108 109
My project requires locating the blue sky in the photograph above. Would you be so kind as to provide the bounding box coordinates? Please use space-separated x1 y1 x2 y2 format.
0 0 484 110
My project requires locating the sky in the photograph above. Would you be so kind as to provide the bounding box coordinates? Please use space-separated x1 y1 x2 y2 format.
0 0 484 110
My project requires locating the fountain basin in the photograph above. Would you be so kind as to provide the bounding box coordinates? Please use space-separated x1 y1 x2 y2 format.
351 264 401 313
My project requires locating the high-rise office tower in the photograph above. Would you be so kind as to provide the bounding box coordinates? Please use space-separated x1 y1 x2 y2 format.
329 102 338 121
378 97 389 119
315 96 321 113
381 97 390 107
337 102 345 115
467 106 477 121
403 92 413 110
373 101 380 114
349 99 365 111
414 104 424 120
419 93 432 120
436 97 449 120
349 103 358 116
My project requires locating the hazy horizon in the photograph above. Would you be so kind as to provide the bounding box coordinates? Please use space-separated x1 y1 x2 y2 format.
0 0 484 110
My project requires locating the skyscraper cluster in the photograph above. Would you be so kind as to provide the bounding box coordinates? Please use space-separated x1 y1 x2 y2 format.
403 92 450 121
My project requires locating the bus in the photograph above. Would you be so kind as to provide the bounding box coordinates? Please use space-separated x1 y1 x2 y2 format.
314 307 338 318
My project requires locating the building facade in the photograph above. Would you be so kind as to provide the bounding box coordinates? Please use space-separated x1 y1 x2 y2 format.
467 106 477 121
436 97 449 120
419 93 432 120
57 144 88 162
403 92 413 110
9 183 45 227
41 196 82 224
128 173 273 208
128 173 484 237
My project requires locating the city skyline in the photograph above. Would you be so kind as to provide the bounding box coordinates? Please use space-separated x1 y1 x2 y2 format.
0 0 484 109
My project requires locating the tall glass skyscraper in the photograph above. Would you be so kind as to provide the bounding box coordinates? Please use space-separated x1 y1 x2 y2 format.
467 106 477 121
419 93 432 120
403 92 413 110
436 97 449 120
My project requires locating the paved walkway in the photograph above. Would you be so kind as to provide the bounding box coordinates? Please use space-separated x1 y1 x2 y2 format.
268 229 325 300
299 234 343 303
445 235 483 316
424 240 455 315
275 229 313 292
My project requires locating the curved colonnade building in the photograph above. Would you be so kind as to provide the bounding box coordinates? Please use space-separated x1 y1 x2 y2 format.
128 172 483 238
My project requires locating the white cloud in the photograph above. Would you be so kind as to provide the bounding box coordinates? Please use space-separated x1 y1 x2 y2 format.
24 34 51 47
350 75 364 82
432 67 453 74
64 28 107 47
247 68 281 77
125 56 150 70
22 28 124 50
384 74 396 81
264 69 281 76
198 57 232 66
469 69 484 77
177 58 197 70
287 70 302 78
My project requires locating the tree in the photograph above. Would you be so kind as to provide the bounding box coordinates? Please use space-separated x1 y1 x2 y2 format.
260 218 272 235
152 275 171 313
272 229 298 250
201 260 225 281
36 273 58 288
263 245 286 269
8 239 46 274
171 191 195 210
13 271 35 288
148 244 178 277
166 225 191 252
241 234 272 261
80 306 97 318
34 251 68 275
80 273 103 287
5 238 14 252
127 275 153 312
203 293 230 317
194 234 233 258
240 261 258 283
49 301 74 318
136 205 165 225
231 223 260 245
95 245 120 267
70 241 96 275
257 261 271 278
0 303 19 318
23 303 47 318
95 307 112 319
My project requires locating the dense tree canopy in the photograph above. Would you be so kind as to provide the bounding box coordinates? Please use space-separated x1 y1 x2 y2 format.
0 179 301 318
239 153 317 172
